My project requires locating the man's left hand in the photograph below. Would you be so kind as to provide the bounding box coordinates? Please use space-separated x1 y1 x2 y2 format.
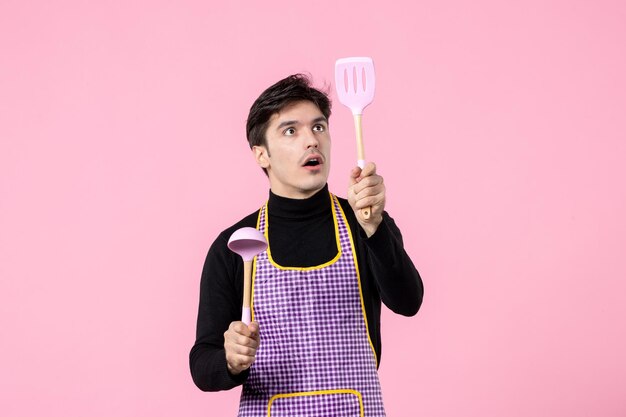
348 162 385 237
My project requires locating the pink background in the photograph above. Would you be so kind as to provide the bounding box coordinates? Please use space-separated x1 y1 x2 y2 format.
1 1 625 416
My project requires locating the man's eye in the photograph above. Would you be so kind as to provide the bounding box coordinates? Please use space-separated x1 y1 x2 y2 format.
284 127 296 136
313 124 325 132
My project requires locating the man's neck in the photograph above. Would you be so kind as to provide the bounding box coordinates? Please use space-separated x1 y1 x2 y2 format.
269 184 328 200
268 184 330 219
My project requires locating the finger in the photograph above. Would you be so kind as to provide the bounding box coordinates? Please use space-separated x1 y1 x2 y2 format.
227 353 256 373
355 193 384 211
248 322 260 340
359 162 377 179
230 321 254 338
227 340 258 359
354 184 386 209
224 328 259 349
236 355 256 369
231 332 260 348
352 175 384 195
349 166 362 185
229 342 258 357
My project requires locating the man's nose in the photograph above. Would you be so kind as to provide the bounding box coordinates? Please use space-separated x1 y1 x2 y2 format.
304 130 319 148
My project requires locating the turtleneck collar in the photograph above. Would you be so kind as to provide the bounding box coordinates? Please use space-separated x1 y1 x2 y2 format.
268 184 331 219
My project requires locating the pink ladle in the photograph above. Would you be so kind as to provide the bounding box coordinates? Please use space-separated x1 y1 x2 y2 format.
227 227 268 324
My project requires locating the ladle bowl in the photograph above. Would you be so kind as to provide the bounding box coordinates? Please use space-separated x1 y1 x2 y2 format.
228 227 268 261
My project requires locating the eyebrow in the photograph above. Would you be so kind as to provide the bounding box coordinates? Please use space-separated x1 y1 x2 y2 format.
275 116 328 131
312 116 328 125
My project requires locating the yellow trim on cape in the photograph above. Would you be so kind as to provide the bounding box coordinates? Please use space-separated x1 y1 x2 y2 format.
250 208 263 323
267 389 364 417
264 192 341 271
335 196 379 367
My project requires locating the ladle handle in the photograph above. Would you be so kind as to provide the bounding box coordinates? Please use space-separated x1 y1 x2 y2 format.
354 114 371 220
242 260 253 324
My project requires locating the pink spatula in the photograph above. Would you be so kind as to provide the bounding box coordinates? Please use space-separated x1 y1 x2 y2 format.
228 227 268 324
335 57 376 219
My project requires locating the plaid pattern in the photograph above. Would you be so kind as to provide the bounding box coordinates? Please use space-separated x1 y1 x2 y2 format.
238 194 386 417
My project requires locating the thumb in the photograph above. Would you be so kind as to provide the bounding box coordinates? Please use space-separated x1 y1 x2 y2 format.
249 321 260 337
350 166 362 185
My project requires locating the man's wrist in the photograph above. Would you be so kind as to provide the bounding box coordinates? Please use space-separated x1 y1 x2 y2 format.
360 217 383 238
226 361 241 376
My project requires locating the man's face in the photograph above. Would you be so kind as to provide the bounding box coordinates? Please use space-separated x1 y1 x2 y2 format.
254 100 331 199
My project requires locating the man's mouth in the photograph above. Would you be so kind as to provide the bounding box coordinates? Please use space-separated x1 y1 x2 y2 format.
303 158 321 167
301 153 324 168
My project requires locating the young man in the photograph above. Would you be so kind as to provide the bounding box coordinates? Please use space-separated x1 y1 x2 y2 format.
190 74 423 416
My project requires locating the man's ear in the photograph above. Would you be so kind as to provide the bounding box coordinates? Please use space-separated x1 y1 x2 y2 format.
253 145 270 169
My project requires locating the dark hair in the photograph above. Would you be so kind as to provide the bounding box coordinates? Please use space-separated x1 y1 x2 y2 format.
246 74 332 149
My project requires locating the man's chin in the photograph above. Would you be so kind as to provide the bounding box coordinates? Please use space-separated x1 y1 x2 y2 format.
296 180 328 199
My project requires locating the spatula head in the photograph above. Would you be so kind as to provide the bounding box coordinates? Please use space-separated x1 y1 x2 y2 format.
335 57 376 116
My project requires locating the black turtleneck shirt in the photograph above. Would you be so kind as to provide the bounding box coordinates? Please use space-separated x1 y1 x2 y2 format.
190 185 423 392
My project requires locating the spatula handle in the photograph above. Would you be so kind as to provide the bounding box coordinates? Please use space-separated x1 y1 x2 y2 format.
353 114 371 220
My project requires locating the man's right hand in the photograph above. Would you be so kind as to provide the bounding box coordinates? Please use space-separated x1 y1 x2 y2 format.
224 321 260 375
